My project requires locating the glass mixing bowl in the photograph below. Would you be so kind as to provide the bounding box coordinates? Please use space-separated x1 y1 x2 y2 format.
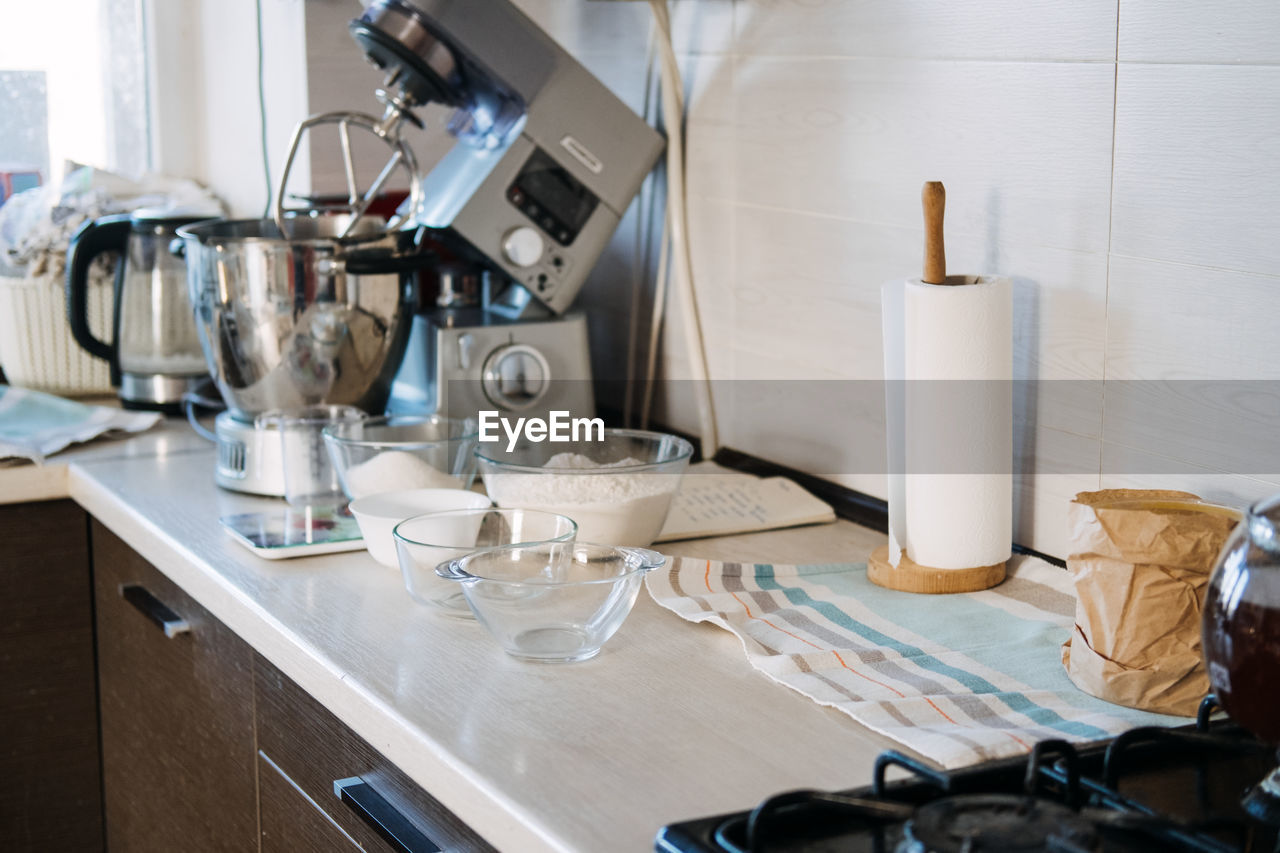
394 508 577 618
475 428 693 547
324 414 480 499
437 541 666 662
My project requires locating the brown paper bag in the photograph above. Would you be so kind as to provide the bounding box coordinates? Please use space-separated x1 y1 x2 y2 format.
1060 489 1241 716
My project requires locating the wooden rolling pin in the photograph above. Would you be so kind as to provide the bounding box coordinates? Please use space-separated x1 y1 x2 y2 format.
922 180 949 285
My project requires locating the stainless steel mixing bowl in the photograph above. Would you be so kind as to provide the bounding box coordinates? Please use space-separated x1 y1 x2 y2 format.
177 216 418 419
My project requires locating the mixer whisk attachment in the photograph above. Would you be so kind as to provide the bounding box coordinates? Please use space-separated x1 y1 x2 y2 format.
274 84 425 240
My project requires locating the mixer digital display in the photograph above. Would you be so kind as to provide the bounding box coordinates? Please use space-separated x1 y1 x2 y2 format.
507 148 599 246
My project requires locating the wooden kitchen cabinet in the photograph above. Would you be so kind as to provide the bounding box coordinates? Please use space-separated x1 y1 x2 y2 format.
0 500 103 852
2 512 494 853
92 520 258 852
255 654 495 853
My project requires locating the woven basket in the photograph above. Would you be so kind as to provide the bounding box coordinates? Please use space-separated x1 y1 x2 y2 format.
0 251 115 396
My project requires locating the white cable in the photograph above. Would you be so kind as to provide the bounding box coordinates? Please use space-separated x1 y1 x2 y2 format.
646 0 720 456
624 29 660 429
640 213 671 428
640 1 676 429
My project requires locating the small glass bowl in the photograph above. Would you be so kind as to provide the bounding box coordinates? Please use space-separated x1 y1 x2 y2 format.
436 541 666 662
394 508 578 618
323 414 479 500
475 428 693 547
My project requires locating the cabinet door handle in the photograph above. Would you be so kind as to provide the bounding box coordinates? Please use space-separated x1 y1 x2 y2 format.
120 584 191 638
334 777 441 853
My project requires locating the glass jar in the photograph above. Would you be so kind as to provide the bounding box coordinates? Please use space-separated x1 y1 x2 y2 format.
1202 492 1280 743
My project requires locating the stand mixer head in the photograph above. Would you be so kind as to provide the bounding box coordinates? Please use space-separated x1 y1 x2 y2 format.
276 0 664 317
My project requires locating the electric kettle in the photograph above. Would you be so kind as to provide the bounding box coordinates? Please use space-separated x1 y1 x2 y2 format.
66 208 219 411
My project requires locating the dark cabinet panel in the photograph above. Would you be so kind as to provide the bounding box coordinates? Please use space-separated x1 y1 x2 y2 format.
255 654 494 853
0 499 103 852
259 753 361 853
93 520 257 852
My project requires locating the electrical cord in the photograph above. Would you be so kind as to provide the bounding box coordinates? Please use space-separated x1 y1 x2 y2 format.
640 212 672 427
256 0 273 218
625 31 661 429
644 0 719 456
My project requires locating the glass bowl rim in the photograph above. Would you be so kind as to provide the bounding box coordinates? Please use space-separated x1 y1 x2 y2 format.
439 542 665 587
392 507 578 548
473 428 693 475
322 414 480 449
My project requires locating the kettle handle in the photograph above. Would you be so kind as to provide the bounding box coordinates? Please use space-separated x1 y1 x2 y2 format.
66 214 132 366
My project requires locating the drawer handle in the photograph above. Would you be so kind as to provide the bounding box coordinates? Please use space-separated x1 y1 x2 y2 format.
120 584 191 638
334 777 441 853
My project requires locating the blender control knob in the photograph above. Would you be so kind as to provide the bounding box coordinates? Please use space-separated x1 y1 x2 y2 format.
502 227 544 267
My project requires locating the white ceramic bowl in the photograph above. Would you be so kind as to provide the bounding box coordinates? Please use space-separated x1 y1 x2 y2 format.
349 488 491 567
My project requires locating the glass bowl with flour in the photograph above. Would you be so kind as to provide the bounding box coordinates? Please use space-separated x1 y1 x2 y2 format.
323 414 480 500
475 429 693 547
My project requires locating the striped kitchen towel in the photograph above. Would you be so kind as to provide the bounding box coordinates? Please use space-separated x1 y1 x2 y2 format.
646 554 1187 769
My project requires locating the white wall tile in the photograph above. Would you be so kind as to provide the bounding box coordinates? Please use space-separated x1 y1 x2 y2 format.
729 204 1107 434
1119 0 1280 64
1101 376 1280 483
1106 256 1280 380
730 207 891 381
510 0 651 58
726 348 888 491
1111 64 1280 274
730 57 1116 255
734 0 1117 61
1100 443 1280 510
513 0 734 58
684 53 738 202
1015 472 1102 560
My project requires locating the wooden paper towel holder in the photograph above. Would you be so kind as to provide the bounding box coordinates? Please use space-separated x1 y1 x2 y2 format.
868 545 1006 594
868 181 1008 594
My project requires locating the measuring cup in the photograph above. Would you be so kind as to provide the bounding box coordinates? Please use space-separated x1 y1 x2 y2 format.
256 405 366 508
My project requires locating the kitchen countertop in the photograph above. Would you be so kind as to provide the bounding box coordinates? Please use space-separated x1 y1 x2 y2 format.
4 418 902 853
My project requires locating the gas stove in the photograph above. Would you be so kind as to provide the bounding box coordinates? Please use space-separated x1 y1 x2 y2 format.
656 697 1280 853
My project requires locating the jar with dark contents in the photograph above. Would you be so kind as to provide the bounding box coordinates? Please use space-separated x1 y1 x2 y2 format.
1203 492 1280 743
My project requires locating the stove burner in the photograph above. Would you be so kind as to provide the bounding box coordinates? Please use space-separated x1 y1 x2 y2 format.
657 703 1280 853
898 794 1098 853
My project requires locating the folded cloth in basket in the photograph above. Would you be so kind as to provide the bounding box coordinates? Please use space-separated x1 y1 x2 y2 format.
646 554 1188 769
0 385 160 463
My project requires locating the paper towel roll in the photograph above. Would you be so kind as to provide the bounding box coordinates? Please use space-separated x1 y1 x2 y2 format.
882 275 1012 571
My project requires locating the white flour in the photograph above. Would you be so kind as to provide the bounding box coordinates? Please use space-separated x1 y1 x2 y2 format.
485 452 679 546
344 450 464 499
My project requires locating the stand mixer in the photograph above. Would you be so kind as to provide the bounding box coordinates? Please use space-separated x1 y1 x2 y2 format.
192 0 664 496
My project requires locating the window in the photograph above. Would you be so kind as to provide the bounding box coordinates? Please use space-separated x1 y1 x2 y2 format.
0 0 150 198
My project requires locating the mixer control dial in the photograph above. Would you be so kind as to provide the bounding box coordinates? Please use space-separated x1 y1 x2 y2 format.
482 344 550 412
501 227 544 268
